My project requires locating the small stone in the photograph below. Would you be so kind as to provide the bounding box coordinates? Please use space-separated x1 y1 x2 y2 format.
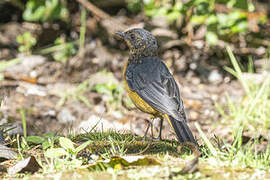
78 115 104 133
78 114 130 133
42 110 56 117
208 70 222 83
189 63 197 70
94 104 106 114
193 40 204 49
16 82 47 96
57 108 76 124
8 156 41 175
30 70 37 78
111 111 123 119
6 55 46 74
189 111 199 120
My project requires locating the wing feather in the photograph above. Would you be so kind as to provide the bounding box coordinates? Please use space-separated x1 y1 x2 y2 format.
126 57 187 122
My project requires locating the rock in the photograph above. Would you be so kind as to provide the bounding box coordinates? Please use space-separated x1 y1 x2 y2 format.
5 55 46 74
8 156 41 175
42 110 56 117
57 108 76 124
193 40 204 49
94 104 106 114
189 111 199 120
111 111 123 119
16 82 47 96
78 115 104 133
78 114 130 133
208 70 223 84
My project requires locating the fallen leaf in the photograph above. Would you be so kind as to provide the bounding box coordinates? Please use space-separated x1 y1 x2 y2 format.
8 156 41 175
0 144 18 161
88 155 161 170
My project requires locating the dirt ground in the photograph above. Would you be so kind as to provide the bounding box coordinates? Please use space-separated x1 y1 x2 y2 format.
0 30 244 144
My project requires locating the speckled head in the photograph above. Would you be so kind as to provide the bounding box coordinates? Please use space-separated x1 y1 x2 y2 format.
115 28 158 62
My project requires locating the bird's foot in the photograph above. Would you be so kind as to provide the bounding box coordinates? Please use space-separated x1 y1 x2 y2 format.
150 136 162 142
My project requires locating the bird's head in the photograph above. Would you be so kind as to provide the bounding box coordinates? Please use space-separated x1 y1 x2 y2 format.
115 28 158 62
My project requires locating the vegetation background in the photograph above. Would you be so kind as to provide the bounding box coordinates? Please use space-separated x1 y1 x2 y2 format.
0 0 269 179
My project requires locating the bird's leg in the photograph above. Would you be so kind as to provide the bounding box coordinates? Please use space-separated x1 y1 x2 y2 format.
143 119 152 141
150 118 154 139
157 118 163 141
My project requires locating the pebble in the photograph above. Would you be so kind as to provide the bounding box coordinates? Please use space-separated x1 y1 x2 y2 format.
189 111 199 120
208 70 223 83
57 108 76 124
6 55 46 74
78 114 130 133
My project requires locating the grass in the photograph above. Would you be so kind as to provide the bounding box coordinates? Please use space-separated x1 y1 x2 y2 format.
5 129 269 179
19 108 27 138
199 46 270 170
219 46 270 135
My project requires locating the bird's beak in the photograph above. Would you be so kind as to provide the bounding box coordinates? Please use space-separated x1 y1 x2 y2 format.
115 31 126 40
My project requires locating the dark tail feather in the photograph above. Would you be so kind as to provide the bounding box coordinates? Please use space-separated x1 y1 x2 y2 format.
168 116 197 145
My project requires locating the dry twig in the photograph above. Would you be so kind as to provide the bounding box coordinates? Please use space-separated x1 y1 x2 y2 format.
76 0 128 32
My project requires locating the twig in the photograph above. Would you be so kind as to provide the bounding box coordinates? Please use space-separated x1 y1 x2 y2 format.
76 0 128 31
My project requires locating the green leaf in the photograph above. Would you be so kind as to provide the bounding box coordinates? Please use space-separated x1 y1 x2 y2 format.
42 141 51 150
25 136 45 144
44 132 56 138
45 148 68 158
190 15 207 25
217 13 228 27
23 0 68 22
206 31 218 45
231 21 247 33
94 84 112 95
88 156 161 170
59 137 75 151
74 140 91 155
205 15 217 25
234 0 248 10
167 11 181 22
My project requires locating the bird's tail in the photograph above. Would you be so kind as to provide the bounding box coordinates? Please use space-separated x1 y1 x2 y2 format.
168 115 197 145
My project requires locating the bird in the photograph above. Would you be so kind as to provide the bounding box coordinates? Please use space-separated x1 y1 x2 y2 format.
115 28 197 146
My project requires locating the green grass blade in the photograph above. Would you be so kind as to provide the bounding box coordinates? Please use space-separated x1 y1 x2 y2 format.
247 74 270 115
195 122 217 157
226 45 251 96
20 108 27 138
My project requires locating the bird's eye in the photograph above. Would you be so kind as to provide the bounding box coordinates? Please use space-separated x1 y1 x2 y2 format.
130 34 135 40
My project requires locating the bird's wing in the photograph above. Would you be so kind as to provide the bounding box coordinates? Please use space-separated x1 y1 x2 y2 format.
126 57 187 122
